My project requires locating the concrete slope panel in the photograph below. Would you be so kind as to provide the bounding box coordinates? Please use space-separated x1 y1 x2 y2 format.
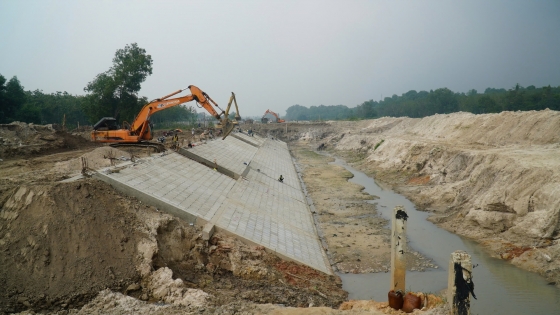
263 138 289 150
98 153 236 222
213 176 330 274
244 168 306 204
185 137 257 177
94 138 331 275
231 132 266 147
249 141 300 190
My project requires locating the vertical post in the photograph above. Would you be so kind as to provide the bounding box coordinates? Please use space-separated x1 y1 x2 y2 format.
448 250 474 315
391 205 408 292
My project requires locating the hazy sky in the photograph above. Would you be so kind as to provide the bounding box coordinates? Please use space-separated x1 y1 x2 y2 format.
1 0 559 117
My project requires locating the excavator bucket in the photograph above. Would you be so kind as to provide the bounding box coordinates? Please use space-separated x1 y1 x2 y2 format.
220 118 237 140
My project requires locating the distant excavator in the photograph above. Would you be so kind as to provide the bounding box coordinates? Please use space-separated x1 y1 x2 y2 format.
91 85 240 151
261 109 285 123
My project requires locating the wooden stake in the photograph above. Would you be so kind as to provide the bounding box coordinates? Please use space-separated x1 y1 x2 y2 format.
391 205 408 292
448 250 475 315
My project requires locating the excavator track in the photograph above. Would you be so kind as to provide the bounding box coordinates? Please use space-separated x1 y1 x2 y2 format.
109 142 166 153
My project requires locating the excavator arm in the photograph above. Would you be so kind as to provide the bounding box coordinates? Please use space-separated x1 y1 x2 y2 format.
91 85 238 145
224 92 241 122
130 85 230 134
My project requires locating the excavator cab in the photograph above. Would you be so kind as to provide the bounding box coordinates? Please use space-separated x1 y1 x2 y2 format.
93 117 119 131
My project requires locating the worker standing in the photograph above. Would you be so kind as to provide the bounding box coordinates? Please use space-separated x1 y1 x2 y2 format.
172 132 179 150
278 175 284 183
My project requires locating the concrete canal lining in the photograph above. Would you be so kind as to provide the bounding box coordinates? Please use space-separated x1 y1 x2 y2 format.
94 132 332 274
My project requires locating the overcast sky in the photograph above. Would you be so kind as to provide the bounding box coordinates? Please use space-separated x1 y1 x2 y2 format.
1 0 560 117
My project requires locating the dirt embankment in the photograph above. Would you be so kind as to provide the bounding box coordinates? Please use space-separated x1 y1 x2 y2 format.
0 181 143 312
0 122 98 160
296 110 560 286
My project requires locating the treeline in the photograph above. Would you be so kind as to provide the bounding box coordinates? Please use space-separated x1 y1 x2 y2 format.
0 43 196 129
0 74 197 130
0 76 91 128
285 85 560 121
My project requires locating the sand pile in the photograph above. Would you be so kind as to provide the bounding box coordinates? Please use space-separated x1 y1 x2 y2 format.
308 110 560 286
0 122 95 159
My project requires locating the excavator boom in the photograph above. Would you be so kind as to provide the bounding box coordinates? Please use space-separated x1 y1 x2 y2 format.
91 85 238 147
220 92 242 139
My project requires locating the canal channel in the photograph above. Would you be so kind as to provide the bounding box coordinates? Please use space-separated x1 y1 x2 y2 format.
331 158 560 315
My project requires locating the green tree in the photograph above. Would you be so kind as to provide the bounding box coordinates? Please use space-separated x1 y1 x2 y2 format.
1 76 26 123
83 43 153 124
354 100 377 118
285 104 310 120
429 88 458 114
18 90 88 127
403 90 418 100
467 89 478 96
150 105 197 128
505 83 525 111
0 74 6 122
477 95 501 113
484 87 506 94
17 102 42 124
538 85 560 111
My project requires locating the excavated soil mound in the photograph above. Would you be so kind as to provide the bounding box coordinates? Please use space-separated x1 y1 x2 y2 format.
150 219 348 309
0 122 98 160
326 111 560 243
0 180 144 313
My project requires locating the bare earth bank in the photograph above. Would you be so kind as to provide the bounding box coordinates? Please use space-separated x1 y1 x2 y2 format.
284 110 560 287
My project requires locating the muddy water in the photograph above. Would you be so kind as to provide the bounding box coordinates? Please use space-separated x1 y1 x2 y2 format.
332 158 560 315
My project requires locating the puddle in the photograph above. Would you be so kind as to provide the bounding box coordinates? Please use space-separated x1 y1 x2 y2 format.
331 158 560 315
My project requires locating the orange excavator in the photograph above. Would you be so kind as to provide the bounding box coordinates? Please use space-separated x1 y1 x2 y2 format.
261 109 285 123
91 85 240 151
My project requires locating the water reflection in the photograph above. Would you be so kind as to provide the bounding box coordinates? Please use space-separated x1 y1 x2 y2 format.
331 158 560 315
